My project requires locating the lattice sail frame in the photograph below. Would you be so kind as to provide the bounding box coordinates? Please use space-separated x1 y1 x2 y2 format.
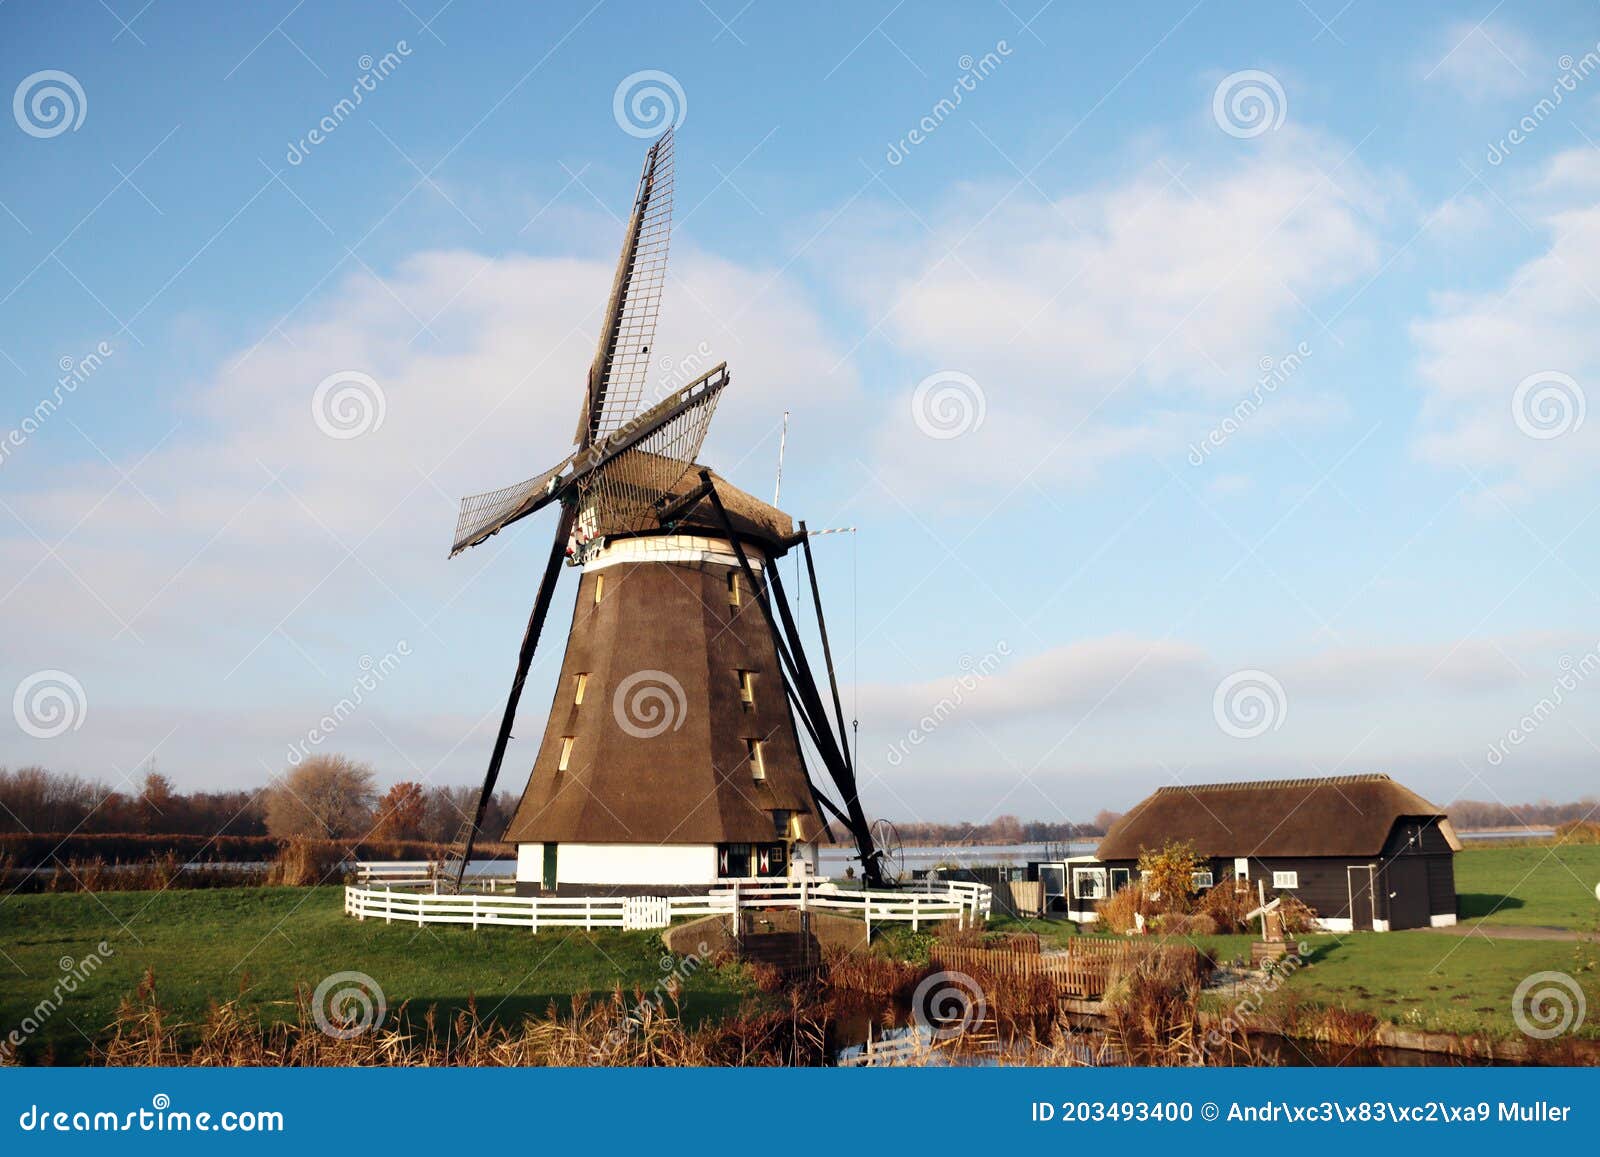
451 456 573 556
576 366 725 540
577 128 675 448
450 364 728 556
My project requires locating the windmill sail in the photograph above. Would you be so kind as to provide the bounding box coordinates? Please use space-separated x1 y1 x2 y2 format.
577 364 725 538
449 363 728 556
576 127 675 449
449 455 574 557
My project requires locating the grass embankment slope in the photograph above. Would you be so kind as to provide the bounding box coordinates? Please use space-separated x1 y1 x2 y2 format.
0 886 755 1063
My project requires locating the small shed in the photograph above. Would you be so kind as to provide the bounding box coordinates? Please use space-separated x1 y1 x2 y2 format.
1085 774 1460 931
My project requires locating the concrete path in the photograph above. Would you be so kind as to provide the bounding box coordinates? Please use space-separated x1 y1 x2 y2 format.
1423 922 1595 942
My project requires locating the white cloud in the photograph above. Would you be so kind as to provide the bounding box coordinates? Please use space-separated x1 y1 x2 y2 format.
848 134 1383 497
1412 149 1600 499
1426 19 1541 100
855 635 1207 728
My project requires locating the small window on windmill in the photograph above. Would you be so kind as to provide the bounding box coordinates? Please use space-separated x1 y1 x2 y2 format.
771 809 793 839
727 571 741 607
593 574 605 604
745 739 766 781
573 673 588 705
558 736 575 771
738 670 755 709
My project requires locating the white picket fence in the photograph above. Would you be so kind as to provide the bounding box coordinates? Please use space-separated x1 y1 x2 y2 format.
343 875 990 933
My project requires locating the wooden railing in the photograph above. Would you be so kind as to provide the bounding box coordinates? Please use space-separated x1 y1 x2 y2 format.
349 860 517 887
343 875 991 933
929 939 1200 1000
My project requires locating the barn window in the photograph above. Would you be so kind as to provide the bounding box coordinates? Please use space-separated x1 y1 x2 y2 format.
1074 867 1107 900
573 673 588 705
1109 867 1130 891
1191 870 1214 890
558 736 575 771
1273 870 1299 889
1234 857 1249 879
738 669 755 708
727 571 742 606
593 574 605 604
745 739 766 781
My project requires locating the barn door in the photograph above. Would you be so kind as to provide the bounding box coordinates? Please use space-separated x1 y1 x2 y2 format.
542 843 558 891
1345 864 1375 930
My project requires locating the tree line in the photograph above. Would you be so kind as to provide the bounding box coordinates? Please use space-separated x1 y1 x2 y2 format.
892 812 1124 845
0 760 518 845
3 761 1591 845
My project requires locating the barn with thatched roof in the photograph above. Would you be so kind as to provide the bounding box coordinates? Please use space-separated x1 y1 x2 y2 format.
1066 774 1459 931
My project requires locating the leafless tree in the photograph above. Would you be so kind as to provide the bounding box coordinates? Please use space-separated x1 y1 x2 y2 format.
263 755 377 839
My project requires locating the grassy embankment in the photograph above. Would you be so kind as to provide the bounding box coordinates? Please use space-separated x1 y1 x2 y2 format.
0 886 756 1063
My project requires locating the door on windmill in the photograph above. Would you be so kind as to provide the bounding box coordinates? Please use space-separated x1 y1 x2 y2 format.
717 843 788 879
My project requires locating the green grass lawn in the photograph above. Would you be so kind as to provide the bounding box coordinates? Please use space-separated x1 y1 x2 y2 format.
0 886 757 1064
1249 930 1600 1040
1454 843 1600 929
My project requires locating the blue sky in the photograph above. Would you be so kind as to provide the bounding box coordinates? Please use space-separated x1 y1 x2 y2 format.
3 1 1598 825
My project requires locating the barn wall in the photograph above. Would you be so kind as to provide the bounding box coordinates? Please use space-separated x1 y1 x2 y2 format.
1426 856 1457 923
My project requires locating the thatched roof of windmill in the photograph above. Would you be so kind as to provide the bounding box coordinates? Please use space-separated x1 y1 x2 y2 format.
598 454 794 552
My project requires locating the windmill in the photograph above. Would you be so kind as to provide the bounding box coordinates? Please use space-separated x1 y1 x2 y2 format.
444 130 889 891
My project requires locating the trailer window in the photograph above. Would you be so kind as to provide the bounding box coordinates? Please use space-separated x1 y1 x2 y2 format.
1075 867 1107 900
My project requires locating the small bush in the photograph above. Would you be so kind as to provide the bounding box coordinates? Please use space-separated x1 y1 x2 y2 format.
266 839 347 887
1098 880 1154 934
1149 912 1222 937
1555 819 1600 845
1275 894 1320 934
1198 878 1252 931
